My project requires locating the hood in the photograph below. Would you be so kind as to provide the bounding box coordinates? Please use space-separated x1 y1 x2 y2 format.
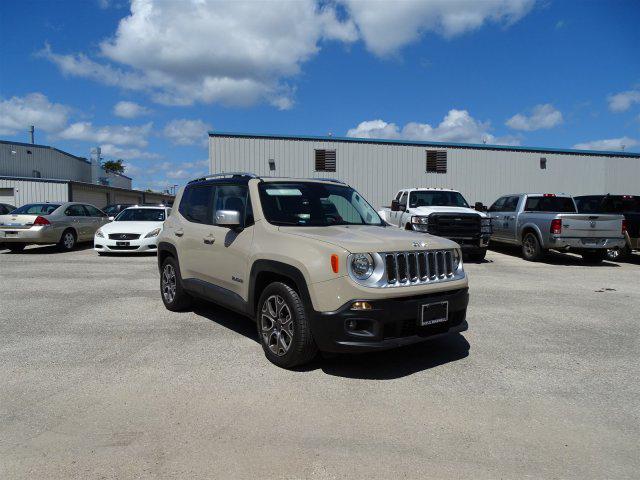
100 221 163 234
279 224 459 253
409 206 487 217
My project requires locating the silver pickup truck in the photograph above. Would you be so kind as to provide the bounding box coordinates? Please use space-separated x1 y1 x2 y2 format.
488 193 625 263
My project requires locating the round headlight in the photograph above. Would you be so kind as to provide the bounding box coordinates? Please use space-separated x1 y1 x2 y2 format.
452 249 461 270
350 253 374 280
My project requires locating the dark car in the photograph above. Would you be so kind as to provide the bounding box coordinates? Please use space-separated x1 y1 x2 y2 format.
575 194 640 260
103 204 135 219
0 203 16 215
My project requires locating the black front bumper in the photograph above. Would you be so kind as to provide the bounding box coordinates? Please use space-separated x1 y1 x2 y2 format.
309 288 469 353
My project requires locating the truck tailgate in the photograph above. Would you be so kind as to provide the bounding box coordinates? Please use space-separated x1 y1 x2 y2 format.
559 214 622 238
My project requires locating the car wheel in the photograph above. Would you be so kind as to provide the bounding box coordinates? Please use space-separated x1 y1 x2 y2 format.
160 256 192 311
466 248 487 262
522 232 545 261
58 229 76 252
606 245 631 262
582 250 606 264
257 282 318 369
7 243 26 253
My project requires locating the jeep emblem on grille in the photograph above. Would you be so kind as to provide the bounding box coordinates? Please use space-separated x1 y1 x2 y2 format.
412 241 427 248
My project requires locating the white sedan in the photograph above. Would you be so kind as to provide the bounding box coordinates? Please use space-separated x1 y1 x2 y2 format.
94 206 171 254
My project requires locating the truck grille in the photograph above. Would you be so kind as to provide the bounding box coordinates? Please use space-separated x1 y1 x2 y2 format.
427 214 480 237
384 250 455 286
108 233 140 240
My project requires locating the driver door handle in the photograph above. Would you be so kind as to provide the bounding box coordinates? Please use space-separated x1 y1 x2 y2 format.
174 229 184 237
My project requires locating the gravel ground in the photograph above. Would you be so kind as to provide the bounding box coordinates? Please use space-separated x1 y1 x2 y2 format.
1 244 638 479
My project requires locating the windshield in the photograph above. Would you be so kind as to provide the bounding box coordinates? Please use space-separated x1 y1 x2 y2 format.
10 203 61 215
409 191 469 208
524 196 576 213
115 208 166 222
259 182 383 227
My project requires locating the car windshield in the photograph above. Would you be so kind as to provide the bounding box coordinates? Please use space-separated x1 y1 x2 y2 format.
409 191 469 208
104 205 122 215
10 203 61 215
115 208 166 222
524 196 577 213
259 182 383 227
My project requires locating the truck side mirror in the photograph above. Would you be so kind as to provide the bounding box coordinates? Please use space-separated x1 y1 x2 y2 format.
391 200 399 212
474 202 486 212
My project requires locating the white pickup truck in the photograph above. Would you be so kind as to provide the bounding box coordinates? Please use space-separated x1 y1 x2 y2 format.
379 188 492 261
487 193 626 263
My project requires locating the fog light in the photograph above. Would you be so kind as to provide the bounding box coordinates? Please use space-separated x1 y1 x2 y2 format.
351 301 372 311
346 320 357 331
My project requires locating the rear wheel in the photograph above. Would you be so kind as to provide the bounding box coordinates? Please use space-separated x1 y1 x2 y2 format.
257 282 317 369
606 245 631 262
522 232 546 261
7 243 26 253
58 229 76 252
582 250 607 264
160 256 192 311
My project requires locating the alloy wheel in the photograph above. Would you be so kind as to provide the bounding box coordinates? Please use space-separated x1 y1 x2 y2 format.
64 232 75 250
523 235 535 257
260 295 294 356
162 264 177 303
606 248 620 261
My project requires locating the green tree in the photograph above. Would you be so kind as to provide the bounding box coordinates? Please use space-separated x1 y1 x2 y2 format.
103 159 125 174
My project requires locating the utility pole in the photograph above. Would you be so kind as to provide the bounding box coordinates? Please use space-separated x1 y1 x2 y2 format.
29 125 35 144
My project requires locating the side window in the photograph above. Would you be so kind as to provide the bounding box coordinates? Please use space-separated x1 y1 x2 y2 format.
399 192 408 207
503 196 520 212
179 185 214 224
65 204 87 216
213 185 247 225
489 197 507 212
84 205 106 217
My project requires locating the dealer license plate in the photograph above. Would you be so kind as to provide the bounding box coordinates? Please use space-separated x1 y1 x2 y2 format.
420 301 448 326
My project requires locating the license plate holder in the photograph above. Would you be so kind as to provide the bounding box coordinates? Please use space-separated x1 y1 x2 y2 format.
116 241 130 246
420 301 448 326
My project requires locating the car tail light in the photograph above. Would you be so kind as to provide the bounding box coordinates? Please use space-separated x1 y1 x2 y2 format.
622 219 627 235
550 218 562 235
33 216 51 226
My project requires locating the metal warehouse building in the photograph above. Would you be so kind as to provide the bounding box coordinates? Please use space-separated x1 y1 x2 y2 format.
0 140 173 208
209 132 640 209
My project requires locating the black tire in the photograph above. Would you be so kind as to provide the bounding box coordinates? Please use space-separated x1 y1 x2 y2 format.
466 248 487 262
7 243 26 253
582 250 607 264
606 245 631 262
58 229 77 252
160 256 192 311
521 232 546 261
256 282 318 369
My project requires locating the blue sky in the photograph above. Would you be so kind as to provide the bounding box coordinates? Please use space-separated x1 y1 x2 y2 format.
1 0 639 191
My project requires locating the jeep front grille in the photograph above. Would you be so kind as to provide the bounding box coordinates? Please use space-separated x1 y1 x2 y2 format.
384 250 455 286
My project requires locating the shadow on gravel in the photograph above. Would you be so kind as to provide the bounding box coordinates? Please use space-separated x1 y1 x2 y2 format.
489 244 621 267
194 299 470 380
0 243 94 254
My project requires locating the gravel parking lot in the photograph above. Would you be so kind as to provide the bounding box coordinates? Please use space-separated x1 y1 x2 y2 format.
1 245 638 479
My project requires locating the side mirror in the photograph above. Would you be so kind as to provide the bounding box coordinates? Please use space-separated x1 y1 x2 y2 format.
215 209 241 228
474 202 486 212
391 200 399 212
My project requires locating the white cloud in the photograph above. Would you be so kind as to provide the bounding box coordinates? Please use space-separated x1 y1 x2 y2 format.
0 92 70 135
163 119 212 146
100 143 160 160
607 89 640 113
113 100 151 118
340 0 535 56
347 109 520 145
57 121 152 147
43 0 357 108
505 104 563 131
573 137 638 151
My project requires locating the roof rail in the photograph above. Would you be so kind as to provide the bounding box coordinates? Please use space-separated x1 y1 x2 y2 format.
188 172 259 184
307 177 347 185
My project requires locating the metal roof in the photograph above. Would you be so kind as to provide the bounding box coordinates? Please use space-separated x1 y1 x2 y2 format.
208 131 640 159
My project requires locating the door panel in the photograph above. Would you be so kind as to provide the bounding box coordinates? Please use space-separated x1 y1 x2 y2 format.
488 197 507 239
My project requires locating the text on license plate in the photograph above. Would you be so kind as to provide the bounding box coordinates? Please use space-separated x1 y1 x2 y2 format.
116 241 130 246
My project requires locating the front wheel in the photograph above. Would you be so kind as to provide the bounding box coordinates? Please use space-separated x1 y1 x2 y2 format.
466 248 487 262
160 256 192 311
582 250 607 264
522 232 546 261
257 282 317 369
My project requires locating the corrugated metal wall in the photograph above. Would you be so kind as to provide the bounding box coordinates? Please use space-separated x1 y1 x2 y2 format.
0 178 68 206
210 136 640 208
0 143 90 181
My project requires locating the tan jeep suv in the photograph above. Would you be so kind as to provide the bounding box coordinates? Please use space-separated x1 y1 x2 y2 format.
158 173 469 368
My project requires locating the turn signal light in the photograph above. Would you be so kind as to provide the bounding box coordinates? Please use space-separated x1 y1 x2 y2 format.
351 301 372 311
33 216 51 226
550 218 562 235
330 254 339 273
622 219 627 235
